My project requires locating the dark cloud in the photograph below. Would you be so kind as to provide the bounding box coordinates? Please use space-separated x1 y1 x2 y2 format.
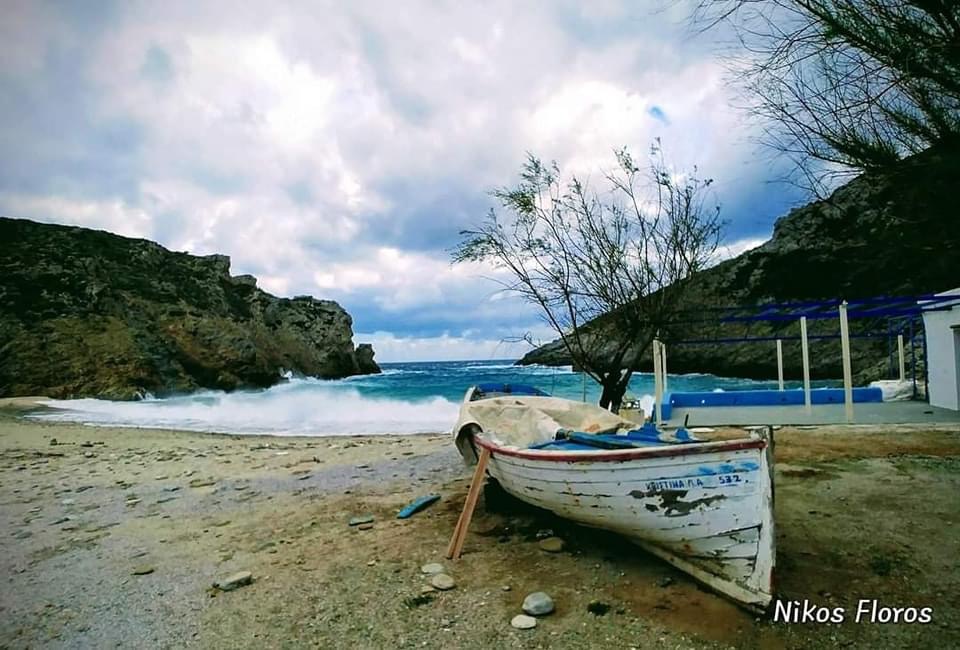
341 293 538 340
720 181 807 241
354 20 435 126
285 180 314 207
555 4 651 47
140 45 175 84
359 178 493 251
48 0 121 35
0 42 144 203
181 163 249 196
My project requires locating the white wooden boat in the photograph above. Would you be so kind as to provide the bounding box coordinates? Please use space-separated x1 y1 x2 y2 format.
453 384 775 611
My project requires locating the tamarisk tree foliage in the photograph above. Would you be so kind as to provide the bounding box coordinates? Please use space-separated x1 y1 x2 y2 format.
695 0 960 194
453 141 723 411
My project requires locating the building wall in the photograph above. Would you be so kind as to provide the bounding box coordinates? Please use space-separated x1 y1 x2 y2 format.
923 288 960 411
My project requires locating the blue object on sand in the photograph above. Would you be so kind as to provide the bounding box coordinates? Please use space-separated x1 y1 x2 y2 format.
397 494 441 519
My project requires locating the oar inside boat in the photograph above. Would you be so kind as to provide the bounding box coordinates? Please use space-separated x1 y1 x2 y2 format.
529 423 702 451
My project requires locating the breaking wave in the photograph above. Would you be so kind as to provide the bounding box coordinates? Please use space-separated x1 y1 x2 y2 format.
34 382 460 436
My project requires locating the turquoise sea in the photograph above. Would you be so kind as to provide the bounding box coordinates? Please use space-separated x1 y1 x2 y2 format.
31 360 826 435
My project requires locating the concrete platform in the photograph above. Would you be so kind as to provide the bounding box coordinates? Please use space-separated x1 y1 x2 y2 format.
665 400 960 427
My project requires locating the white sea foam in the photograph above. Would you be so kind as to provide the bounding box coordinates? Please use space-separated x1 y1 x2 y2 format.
32 383 460 436
459 362 519 370
338 367 422 379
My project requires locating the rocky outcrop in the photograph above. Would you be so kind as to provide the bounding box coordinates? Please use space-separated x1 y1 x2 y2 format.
520 144 960 381
0 217 380 399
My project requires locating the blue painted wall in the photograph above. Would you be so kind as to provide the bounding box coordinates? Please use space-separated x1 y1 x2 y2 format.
660 387 883 419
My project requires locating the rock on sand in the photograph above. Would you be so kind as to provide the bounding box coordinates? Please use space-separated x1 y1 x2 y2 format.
348 515 374 526
522 592 555 616
511 614 537 629
430 574 456 591
214 571 253 591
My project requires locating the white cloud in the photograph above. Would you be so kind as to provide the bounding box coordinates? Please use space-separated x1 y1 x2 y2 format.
307 247 520 314
713 236 767 263
355 331 536 363
0 194 154 240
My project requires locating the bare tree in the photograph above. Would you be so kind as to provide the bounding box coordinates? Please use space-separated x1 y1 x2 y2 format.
693 0 960 194
453 141 723 411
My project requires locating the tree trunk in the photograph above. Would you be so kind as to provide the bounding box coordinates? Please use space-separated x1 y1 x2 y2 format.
598 370 630 413
612 369 634 413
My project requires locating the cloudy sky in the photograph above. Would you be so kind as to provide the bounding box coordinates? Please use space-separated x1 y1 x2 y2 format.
0 0 806 361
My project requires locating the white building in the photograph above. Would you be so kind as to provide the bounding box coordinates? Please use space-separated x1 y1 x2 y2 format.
922 288 960 411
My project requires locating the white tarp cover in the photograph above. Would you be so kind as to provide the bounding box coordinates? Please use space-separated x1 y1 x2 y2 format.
453 396 637 462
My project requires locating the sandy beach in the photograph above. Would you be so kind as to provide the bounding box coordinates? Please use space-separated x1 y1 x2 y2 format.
2 399 959 649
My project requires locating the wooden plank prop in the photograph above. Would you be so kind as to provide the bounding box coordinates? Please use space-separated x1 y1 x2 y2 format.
446 447 491 559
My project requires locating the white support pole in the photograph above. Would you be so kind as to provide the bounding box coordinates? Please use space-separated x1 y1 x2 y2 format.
661 343 668 393
776 339 784 391
652 339 663 426
897 334 906 382
839 301 854 423
800 317 812 414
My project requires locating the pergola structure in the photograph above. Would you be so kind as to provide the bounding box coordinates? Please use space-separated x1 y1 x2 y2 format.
649 293 960 425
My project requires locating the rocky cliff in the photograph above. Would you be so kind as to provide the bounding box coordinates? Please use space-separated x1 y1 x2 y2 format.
0 218 380 399
520 144 960 381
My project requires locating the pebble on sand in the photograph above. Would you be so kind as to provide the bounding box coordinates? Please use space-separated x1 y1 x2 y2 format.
537 537 565 553
131 565 155 575
214 571 253 591
420 562 444 575
430 574 456 591
522 592 555 616
348 515 375 526
357 523 374 531
511 614 537 630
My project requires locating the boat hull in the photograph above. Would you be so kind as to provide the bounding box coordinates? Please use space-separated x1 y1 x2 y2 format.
469 432 776 611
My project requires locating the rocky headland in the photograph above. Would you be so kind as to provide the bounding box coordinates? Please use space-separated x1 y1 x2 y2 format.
0 217 380 400
520 144 960 383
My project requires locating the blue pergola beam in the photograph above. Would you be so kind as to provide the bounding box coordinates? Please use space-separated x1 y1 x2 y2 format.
670 332 889 346
674 293 959 326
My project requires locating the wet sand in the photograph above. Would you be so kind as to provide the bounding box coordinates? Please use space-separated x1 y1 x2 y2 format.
2 399 959 649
